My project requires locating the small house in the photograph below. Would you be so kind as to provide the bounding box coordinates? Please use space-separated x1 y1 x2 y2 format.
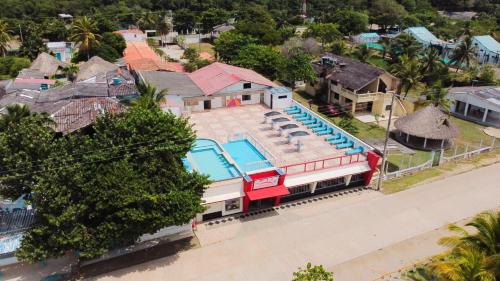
472 35 500 65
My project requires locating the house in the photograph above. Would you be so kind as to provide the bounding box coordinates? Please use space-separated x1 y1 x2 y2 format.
404 27 456 58
353 33 380 44
138 62 281 113
76 56 120 82
28 52 68 78
123 41 184 73
114 29 147 42
448 86 500 128
306 54 400 116
46 42 75 62
472 35 500 65
0 63 136 133
211 23 235 38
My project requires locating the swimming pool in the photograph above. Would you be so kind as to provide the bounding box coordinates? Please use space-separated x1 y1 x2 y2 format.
223 139 273 172
185 139 241 181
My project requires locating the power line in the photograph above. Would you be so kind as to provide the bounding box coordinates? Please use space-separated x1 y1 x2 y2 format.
0 137 187 176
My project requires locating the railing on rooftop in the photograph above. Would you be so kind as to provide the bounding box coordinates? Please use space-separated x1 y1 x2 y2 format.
228 132 278 167
280 153 366 176
292 101 374 151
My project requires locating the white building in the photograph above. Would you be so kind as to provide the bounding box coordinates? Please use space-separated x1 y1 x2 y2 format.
472 35 500 65
449 86 500 128
46 42 74 63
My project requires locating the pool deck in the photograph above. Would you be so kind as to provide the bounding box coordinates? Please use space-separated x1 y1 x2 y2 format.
189 104 349 167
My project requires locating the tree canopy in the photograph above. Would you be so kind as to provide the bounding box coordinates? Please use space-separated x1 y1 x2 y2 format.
0 106 210 262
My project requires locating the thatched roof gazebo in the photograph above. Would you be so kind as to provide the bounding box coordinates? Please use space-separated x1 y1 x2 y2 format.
394 105 459 150
29 52 68 77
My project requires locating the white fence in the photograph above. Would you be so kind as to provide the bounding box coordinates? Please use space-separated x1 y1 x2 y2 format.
440 137 498 164
384 151 434 180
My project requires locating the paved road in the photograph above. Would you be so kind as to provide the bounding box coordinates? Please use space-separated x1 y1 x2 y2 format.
90 164 500 281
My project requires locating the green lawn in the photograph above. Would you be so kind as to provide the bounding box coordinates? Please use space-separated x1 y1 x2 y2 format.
188 43 215 55
367 56 389 70
450 116 489 145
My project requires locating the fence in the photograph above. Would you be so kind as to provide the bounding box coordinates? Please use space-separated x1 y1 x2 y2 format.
382 137 498 180
439 137 498 164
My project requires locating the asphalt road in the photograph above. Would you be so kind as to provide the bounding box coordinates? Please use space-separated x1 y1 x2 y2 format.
88 163 500 281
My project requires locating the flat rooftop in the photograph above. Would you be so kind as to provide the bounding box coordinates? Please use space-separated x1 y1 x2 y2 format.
189 104 356 167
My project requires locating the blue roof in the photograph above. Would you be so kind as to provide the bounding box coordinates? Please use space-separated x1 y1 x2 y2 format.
358 33 379 38
406 27 440 44
473 35 500 52
267 86 291 95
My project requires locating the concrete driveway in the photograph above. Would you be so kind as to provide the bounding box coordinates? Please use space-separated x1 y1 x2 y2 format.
89 163 500 281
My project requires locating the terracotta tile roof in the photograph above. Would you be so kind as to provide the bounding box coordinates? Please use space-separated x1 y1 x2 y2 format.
50 97 125 133
124 41 184 72
188 62 277 96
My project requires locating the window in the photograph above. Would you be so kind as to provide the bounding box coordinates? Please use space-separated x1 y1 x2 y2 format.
385 104 392 111
334 93 340 100
225 199 240 211
242 94 251 101
316 178 344 189
288 184 311 195
278 95 288 99
243 83 251 89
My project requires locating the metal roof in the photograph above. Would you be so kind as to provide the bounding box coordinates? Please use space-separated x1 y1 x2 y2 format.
473 35 500 52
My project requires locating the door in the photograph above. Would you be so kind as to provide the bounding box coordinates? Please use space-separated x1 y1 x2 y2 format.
55 52 62 61
248 198 275 211
204 100 211 110
270 94 274 109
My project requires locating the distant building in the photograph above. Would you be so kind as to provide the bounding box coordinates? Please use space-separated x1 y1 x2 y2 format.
404 27 456 58
58 13 73 22
211 23 235 38
138 62 280 114
307 54 400 116
353 33 380 44
123 41 184 73
46 42 75 63
448 86 500 128
472 35 500 65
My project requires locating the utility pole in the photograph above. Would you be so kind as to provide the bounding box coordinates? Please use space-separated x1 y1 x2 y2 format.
376 92 398 191
18 25 23 43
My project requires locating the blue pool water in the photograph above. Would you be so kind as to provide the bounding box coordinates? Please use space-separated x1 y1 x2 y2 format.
185 139 241 181
223 139 273 172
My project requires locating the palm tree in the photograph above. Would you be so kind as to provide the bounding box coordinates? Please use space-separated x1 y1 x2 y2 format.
132 82 168 110
391 55 423 99
0 19 12 57
420 47 444 75
404 265 439 281
423 83 453 113
432 247 496 281
394 33 421 59
450 36 476 71
439 211 500 257
70 16 101 61
63 64 79 82
157 16 173 47
354 44 372 63
379 37 391 59
0 104 52 131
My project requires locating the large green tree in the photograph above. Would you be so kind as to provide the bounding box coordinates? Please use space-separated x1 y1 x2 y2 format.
390 54 423 99
327 9 368 35
200 8 230 34
369 0 408 30
450 36 476 71
233 44 284 80
214 31 256 62
1 107 210 262
281 53 316 91
173 8 196 34
234 4 280 45
302 23 342 45
19 23 48 61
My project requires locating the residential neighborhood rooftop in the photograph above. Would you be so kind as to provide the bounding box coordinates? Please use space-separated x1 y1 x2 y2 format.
473 35 500 53
138 71 204 97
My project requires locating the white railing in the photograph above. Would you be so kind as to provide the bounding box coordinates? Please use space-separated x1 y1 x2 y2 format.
384 158 434 180
227 132 278 167
292 101 374 151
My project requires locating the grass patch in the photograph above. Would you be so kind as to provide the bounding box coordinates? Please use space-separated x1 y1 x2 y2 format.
449 116 488 144
367 56 389 70
387 150 432 171
188 43 215 55
293 90 387 140
382 148 500 194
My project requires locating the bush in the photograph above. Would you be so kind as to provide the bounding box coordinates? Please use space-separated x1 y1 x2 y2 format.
72 43 120 63
0 56 31 78
102 32 126 55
